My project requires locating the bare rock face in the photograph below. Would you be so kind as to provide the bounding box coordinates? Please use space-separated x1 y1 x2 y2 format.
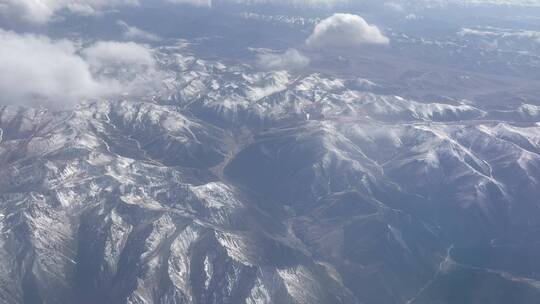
1 55 540 304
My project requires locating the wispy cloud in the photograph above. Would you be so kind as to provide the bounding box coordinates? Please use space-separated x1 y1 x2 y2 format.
117 21 161 42
256 49 310 71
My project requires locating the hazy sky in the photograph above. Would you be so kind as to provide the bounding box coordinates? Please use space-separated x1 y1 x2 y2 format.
2 0 540 24
0 0 538 106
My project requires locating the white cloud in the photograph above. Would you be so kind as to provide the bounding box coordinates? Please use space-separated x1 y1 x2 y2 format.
0 0 139 24
0 29 113 105
118 21 161 42
0 29 160 106
256 49 310 71
306 13 389 49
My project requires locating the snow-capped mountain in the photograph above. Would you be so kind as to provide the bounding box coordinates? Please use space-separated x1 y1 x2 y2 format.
1 49 540 304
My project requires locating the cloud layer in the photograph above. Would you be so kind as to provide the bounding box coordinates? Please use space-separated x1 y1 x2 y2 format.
306 13 389 49
0 29 158 106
